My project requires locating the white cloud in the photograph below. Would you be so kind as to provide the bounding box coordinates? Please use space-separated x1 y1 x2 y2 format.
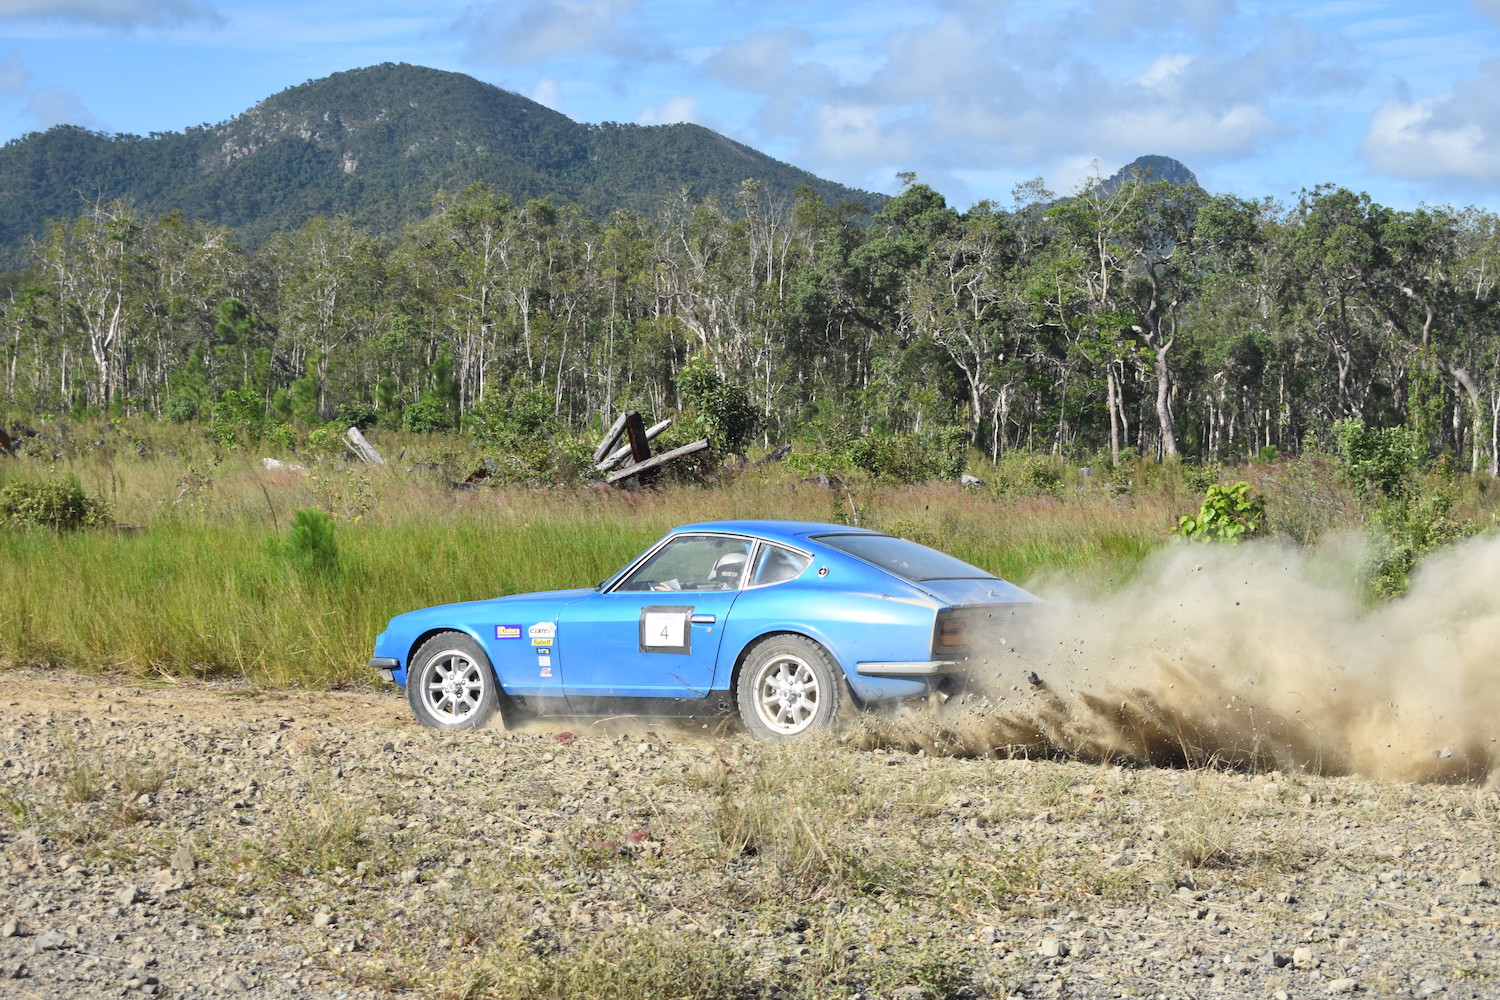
698 0 1357 190
703 28 816 93
454 0 665 66
1360 60 1500 182
532 75 563 110
0 0 222 27
1135 53 1194 91
0 51 28 94
24 84 100 129
636 95 696 125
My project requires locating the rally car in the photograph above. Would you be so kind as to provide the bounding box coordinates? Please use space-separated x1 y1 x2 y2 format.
368 519 1040 740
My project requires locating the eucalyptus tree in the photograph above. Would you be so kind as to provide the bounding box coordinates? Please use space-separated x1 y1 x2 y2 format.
404 184 520 410
780 188 886 436
1453 208 1500 472
262 216 389 420
31 199 152 410
141 214 254 414
901 198 1019 448
1281 187 1403 424
1284 187 1493 465
0 283 58 411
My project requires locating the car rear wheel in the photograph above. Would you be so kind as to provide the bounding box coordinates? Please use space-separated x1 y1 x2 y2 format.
407 632 505 730
736 635 844 741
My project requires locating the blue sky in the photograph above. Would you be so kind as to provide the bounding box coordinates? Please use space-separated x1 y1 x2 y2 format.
2 0 1498 211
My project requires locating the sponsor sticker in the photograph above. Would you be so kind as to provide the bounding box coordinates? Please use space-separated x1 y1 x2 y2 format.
529 621 557 640
495 625 522 640
537 655 552 667
534 646 552 656
539 666 553 678
531 638 551 646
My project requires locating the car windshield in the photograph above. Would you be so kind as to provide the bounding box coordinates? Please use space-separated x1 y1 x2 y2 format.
814 533 997 582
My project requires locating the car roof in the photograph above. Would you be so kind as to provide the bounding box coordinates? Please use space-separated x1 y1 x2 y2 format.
671 519 879 545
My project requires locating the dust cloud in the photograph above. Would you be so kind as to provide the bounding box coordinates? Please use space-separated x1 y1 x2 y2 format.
878 535 1500 783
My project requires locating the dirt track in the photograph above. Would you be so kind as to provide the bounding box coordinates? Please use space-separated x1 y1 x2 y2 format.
3 669 1500 999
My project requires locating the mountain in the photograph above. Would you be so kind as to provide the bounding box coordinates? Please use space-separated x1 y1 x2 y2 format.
1098 154 1200 195
0 63 885 266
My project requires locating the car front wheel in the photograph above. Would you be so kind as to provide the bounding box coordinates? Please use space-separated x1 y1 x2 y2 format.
407 632 503 730
736 634 845 741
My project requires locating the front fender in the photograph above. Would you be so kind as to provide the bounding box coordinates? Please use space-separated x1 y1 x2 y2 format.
373 589 592 694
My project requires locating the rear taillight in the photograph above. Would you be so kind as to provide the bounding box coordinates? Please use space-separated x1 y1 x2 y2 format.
935 614 968 650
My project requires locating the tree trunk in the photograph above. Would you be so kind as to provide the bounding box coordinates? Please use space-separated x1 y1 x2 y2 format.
1106 365 1120 465
1154 342 1178 458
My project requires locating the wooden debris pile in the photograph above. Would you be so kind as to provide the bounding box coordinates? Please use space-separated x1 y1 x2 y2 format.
593 411 709 485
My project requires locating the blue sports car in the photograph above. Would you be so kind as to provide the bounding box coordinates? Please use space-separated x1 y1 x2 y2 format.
368 519 1040 740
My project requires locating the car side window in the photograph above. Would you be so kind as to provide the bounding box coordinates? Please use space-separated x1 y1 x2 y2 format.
749 544 812 587
615 535 752 592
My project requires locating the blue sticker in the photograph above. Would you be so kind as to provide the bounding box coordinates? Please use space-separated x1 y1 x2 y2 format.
495 625 522 640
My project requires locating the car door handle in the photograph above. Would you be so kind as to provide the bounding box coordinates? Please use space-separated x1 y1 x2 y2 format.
690 614 716 624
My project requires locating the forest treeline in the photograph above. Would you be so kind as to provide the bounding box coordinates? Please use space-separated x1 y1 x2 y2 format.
3 170 1499 475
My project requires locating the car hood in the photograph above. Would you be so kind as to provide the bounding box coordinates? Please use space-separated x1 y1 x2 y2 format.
909 577 1041 607
387 587 596 630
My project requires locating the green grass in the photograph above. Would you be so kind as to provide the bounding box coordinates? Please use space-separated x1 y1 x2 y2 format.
3 416 1426 687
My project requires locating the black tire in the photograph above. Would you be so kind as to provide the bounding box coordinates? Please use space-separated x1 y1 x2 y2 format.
735 634 846 741
406 632 505 730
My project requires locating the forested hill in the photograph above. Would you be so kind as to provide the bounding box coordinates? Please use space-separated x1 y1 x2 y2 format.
0 62 884 264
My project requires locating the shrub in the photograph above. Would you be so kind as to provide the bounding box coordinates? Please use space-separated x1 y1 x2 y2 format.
403 396 453 434
470 385 552 445
677 355 756 455
270 507 340 577
0 477 112 531
842 427 967 484
162 394 198 423
1176 481 1265 543
1332 418 1477 597
334 400 378 430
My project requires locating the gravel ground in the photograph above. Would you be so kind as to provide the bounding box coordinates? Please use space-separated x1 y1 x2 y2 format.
2 669 1499 1000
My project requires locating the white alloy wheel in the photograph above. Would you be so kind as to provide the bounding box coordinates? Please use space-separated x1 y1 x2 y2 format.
736 635 843 741
407 633 501 730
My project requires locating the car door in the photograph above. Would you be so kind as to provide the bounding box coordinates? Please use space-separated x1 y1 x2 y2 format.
556 533 752 701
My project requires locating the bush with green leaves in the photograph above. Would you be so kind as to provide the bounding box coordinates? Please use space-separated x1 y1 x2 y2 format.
0 477 112 531
470 385 552 446
676 355 756 455
1175 481 1265 543
402 396 451 434
334 400 377 430
782 427 967 485
210 387 268 446
1332 419 1477 597
843 427 966 484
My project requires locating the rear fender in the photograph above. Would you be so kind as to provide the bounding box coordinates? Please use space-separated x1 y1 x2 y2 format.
724 625 932 706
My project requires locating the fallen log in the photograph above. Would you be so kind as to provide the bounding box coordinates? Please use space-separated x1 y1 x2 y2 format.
592 411 633 463
606 439 710 484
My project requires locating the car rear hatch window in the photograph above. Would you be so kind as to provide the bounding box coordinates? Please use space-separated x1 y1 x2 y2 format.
813 533 996 582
